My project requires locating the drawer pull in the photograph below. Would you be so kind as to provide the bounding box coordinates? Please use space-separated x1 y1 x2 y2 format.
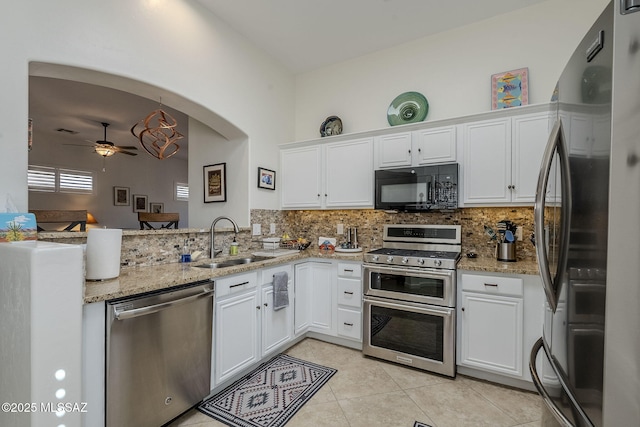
230 281 250 289
344 291 354 295
344 269 354 272
484 283 499 287
343 322 354 326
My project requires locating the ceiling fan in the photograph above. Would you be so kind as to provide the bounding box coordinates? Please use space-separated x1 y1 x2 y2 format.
86 122 138 157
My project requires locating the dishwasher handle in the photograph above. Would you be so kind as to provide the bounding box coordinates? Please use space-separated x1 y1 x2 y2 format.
113 287 214 320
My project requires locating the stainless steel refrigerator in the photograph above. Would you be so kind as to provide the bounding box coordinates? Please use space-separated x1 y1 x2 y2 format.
530 1 640 426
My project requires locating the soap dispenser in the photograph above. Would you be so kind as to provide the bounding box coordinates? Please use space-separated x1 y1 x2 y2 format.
230 237 239 255
180 239 191 263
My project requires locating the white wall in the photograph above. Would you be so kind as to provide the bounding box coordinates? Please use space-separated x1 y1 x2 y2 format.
0 0 295 223
294 0 610 141
188 118 249 228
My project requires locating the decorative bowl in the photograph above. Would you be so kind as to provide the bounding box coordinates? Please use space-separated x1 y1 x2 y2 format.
387 91 429 126
319 116 343 137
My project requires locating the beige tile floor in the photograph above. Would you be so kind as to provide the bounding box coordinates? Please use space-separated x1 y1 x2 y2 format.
169 338 544 427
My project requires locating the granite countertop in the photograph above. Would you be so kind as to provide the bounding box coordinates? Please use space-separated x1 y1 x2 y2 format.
458 256 539 275
84 249 539 304
84 248 365 304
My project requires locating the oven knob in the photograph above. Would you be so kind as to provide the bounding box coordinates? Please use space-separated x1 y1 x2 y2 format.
372 255 379 262
417 258 425 265
386 256 394 263
401 257 409 264
434 259 442 267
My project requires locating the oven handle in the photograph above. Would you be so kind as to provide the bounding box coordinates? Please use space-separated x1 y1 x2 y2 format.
363 263 455 279
363 295 454 316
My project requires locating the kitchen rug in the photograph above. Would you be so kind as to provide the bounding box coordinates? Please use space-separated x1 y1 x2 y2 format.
198 353 337 427
413 422 433 427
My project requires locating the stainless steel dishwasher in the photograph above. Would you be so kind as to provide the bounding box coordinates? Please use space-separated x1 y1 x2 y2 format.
106 280 214 427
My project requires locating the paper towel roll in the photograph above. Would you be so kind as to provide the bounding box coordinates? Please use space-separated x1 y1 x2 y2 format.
85 228 122 281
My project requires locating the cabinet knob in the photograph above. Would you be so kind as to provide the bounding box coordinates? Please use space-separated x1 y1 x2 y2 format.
408 149 411 154
461 307 465 311
317 194 320 198
264 303 268 307
418 148 421 153
256 306 261 310
324 193 327 197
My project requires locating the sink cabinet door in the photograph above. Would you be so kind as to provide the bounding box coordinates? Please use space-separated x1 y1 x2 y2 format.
215 290 259 384
261 265 293 357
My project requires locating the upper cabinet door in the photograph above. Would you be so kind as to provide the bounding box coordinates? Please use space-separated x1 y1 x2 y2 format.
280 146 323 209
512 113 552 203
463 118 512 204
412 126 457 165
375 132 412 169
325 138 374 208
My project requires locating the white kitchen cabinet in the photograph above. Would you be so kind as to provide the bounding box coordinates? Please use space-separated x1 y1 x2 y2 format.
462 113 550 204
260 265 293 357
461 290 523 376
336 262 363 342
325 138 374 207
293 261 336 336
214 272 259 384
375 132 413 168
280 145 323 209
458 271 544 385
281 137 373 209
214 267 295 385
375 126 456 169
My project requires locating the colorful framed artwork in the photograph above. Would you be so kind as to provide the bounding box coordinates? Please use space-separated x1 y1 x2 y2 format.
203 163 227 203
114 186 130 206
0 213 37 242
257 167 276 190
132 194 148 212
491 68 528 109
149 202 164 213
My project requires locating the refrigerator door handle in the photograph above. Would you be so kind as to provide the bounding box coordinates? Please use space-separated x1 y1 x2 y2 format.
530 338 595 427
534 120 571 312
529 338 574 427
534 121 561 311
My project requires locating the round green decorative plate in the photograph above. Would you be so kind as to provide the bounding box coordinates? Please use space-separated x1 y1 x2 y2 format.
387 91 429 126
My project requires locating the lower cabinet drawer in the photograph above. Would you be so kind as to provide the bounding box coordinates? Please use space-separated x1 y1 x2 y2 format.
216 272 258 298
337 278 362 308
461 273 523 297
337 308 361 341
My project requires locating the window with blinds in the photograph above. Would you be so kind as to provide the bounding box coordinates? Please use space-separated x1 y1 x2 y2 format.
28 165 94 194
175 182 189 201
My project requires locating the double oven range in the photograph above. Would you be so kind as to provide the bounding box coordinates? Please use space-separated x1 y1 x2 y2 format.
363 224 461 377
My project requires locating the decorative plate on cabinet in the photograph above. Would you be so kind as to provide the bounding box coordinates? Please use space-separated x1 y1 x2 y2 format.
387 91 429 126
319 116 343 137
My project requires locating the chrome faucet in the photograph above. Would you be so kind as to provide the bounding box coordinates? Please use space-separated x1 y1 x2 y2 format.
210 216 240 257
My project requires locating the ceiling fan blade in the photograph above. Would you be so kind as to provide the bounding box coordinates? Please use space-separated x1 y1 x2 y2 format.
113 147 138 156
114 145 138 150
63 143 94 147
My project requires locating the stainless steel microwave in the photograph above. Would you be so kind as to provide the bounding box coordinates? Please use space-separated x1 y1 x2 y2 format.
374 163 458 212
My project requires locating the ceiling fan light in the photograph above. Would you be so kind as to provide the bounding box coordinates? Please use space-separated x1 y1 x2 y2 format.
95 146 116 157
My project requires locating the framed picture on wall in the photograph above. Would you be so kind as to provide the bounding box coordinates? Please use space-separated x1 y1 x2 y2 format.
132 194 148 212
257 167 276 190
203 163 227 203
491 67 529 109
114 186 130 206
149 202 164 213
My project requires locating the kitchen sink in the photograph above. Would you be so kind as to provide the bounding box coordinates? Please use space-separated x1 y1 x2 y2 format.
194 256 271 269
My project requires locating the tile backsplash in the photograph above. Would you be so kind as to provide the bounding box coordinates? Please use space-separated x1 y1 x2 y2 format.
251 207 536 262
